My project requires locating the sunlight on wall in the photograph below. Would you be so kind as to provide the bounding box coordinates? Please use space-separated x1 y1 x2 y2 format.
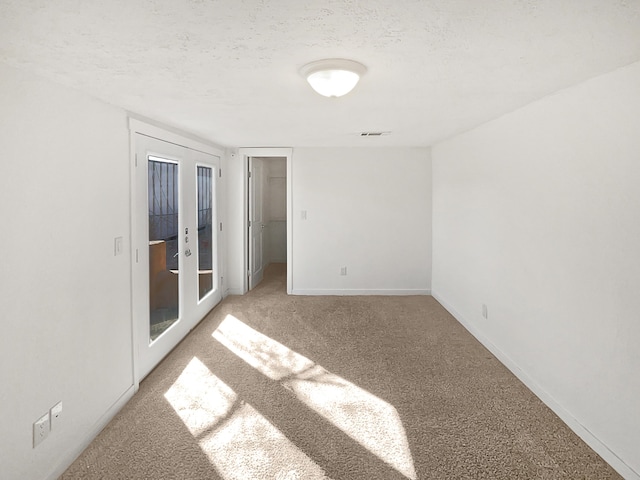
165 357 330 480
213 315 417 480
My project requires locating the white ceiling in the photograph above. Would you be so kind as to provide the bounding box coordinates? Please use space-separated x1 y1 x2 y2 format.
2 0 640 147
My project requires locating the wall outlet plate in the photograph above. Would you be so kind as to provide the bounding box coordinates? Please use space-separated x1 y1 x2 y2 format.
33 412 50 447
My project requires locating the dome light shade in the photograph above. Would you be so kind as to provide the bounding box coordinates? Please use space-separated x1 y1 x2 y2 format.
300 59 367 97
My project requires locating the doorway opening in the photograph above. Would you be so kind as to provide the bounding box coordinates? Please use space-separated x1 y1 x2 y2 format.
248 156 287 291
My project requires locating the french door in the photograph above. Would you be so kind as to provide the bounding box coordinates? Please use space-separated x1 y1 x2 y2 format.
133 134 221 380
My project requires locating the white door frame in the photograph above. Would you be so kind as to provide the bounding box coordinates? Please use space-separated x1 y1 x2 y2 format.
238 148 293 294
129 119 226 387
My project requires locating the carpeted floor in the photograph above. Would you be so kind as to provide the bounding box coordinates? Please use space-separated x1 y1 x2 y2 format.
61 263 620 479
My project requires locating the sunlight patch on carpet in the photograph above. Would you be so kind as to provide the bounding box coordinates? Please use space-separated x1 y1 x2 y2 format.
164 357 237 437
165 357 330 480
213 315 417 480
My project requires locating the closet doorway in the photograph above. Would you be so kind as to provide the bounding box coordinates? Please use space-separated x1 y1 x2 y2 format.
248 156 287 290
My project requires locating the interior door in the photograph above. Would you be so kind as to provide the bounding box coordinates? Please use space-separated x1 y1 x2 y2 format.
248 157 265 289
134 134 222 380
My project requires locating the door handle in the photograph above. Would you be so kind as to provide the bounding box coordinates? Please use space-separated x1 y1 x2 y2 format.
185 249 192 257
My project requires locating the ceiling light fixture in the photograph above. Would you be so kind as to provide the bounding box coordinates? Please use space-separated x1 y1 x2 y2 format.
300 59 367 98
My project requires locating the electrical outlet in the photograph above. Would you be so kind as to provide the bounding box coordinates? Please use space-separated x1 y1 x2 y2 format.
340 266 347 276
50 401 62 429
33 412 50 447
482 304 488 319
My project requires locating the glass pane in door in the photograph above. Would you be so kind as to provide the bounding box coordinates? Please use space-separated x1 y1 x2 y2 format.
148 157 180 342
197 166 213 300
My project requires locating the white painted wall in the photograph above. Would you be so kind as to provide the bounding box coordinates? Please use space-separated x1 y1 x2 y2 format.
265 158 287 264
291 148 431 295
431 61 640 479
0 64 134 480
224 150 246 295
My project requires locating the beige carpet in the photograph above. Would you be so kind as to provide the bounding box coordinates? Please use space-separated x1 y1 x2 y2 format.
61 264 620 479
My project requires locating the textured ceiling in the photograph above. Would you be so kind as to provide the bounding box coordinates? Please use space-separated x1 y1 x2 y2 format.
2 0 640 147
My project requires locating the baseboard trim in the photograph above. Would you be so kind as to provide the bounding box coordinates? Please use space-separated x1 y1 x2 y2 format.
226 288 245 296
291 288 431 296
46 384 136 480
432 291 639 480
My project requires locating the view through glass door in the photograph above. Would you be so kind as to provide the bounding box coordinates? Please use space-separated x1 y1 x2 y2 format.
148 157 180 341
197 165 214 301
134 134 221 380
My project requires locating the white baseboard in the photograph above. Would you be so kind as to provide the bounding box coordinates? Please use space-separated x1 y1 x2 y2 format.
226 288 245 295
46 385 136 480
290 288 431 296
432 291 639 480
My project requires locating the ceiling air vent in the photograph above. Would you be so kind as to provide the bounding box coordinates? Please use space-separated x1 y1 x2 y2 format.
360 131 390 137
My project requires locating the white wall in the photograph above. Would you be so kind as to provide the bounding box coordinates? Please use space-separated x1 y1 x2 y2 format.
431 61 640 479
0 64 134 479
291 148 431 295
224 150 246 295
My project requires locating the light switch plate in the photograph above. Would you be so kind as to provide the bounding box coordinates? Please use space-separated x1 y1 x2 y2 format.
114 237 123 256
50 401 62 429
